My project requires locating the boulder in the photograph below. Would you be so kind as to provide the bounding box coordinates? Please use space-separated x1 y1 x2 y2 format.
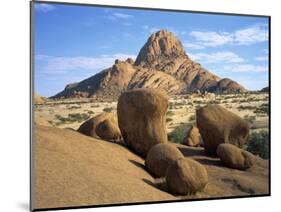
78 112 121 140
166 158 208 195
145 143 184 177
117 88 168 157
181 126 201 147
217 143 256 170
34 93 45 104
96 119 122 141
196 105 250 155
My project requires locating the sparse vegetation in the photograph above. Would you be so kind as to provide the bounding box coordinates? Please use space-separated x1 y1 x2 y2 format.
168 125 187 143
246 130 269 159
55 113 90 124
166 117 173 123
254 103 269 115
103 107 113 112
189 114 196 122
244 114 256 124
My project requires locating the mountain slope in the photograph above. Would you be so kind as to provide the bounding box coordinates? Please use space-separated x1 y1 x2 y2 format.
52 30 246 99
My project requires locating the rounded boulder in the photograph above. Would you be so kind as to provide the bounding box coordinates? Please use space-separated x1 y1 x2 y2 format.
166 158 208 195
196 105 250 155
145 143 184 177
117 88 169 157
217 143 256 170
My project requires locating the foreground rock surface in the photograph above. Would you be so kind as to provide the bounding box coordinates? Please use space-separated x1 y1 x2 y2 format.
34 126 269 209
217 143 256 170
145 143 184 177
196 105 250 155
166 158 208 195
117 88 168 157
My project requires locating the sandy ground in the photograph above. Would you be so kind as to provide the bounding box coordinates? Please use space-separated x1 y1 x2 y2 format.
35 93 269 133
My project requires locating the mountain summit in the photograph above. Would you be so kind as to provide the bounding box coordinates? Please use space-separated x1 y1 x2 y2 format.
52 30 246 99
135 30 186 66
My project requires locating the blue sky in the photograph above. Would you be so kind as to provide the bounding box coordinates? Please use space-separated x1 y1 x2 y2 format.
34 2 269 97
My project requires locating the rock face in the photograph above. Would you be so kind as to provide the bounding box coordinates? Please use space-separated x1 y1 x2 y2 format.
181 126 201 147
196 105 250 155
217 143 256 170
145 143 184 177
166 158 208 195
117 88 168 157
95 119 121 141
52 30 246 99
78 112 121 140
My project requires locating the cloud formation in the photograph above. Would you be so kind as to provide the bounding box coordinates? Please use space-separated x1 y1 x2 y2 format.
223 64 268 73
189 51 244 64
36 54 137 74
34 3 55 12
190 24 268 47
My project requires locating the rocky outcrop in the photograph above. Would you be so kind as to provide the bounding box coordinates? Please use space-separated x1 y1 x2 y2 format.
166 158 208 195
34 126 269 209
217 143 256 170
145 143 184 177
196 105 250 155
117 88 168 157
52 30 246 99
34 93 45 104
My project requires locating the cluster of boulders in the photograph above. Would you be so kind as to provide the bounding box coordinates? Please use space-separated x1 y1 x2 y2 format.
77 88 257 195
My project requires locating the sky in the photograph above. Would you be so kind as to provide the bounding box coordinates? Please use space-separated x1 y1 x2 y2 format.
34 2 269 97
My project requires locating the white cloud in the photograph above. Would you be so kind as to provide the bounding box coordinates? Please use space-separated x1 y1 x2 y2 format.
34 3 55 12
189 51 244 64
223 64 268 73
36 54 137 74
254 56 268 61
112 13 133 19
190 31 232 47
183 43 205 50
190 24 268 47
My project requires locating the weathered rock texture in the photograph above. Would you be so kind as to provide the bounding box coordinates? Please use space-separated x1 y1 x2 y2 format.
217 143 256 170
52 30 246 99
78 112 121 140
34 126 269 209
181 126 201 147
145 143 184 177
117 88 168 157
196 105 250 155
166 158 208 195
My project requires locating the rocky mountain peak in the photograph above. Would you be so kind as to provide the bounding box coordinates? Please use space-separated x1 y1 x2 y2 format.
134 30 186 66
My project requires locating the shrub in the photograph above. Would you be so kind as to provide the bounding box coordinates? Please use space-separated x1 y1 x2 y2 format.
168 125 187 143
246 130 269 159
166 111 174 116
103 107 113 112
254 103 269 115
166 118 173 123
244 114 256 124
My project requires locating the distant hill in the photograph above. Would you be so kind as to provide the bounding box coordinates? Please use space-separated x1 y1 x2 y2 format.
52 30 246 99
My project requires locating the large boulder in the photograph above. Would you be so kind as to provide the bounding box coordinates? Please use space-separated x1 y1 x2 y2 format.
145 143 184 177
196 105 250 155
217 143 256 170
181 126 201 147
117 88 169 157
166 158 208 195
96 119 122 141
78 112 121 141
